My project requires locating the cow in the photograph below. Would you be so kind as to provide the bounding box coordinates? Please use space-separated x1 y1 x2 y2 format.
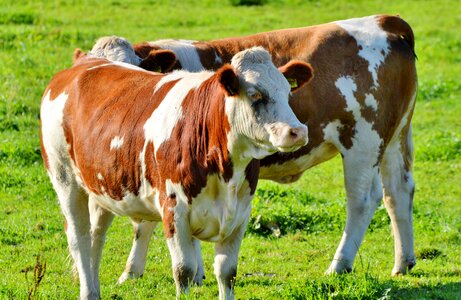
40 46 313 299
72 35 177 73
108 14 418 283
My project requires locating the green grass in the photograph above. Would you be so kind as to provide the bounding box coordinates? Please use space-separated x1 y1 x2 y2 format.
1 0 460 299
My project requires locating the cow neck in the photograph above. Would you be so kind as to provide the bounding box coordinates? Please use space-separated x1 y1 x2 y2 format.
157 74 235 201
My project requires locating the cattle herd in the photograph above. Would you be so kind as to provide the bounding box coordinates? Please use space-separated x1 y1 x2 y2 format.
40 14 417 300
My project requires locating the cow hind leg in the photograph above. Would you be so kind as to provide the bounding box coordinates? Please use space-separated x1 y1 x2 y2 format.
192 238 206 285
381 127 416 275
88 197 114 293
326 153 383 274
117 220 157 284
49 166 97 299
117 222 205 285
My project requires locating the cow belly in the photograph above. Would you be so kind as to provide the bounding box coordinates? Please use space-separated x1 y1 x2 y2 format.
259 142 338 183
91 191 162 222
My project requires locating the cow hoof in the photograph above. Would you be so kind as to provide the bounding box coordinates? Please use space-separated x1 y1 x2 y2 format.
78 290 100 300
392 259 416 276
193 273 205 286
325 261 353 275
117 271 142 284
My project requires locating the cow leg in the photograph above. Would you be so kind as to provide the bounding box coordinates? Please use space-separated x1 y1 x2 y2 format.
193 238 206 285
51 170 97 299
88 196 114 293
381 127 416 275
117 220 157 284
326 154 383 274
117 222 205 285
214 222 247 300
164 202 197 297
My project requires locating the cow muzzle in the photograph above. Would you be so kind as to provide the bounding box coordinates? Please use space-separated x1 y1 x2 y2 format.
269 123 308 152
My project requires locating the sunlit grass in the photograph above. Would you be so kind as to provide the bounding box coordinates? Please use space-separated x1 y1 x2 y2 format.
1 0 460 298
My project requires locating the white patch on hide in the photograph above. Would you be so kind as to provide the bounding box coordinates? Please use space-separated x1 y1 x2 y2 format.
335 15 390 87
110 136 124 150
149 39 205 72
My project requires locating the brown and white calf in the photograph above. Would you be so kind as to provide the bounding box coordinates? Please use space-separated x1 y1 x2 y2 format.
111 14 418 281
40 47 313 299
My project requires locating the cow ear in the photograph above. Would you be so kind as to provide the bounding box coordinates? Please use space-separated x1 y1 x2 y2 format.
73 48 86 64
139 50 177 73
133 43 155 59
278 60 314 92
217 65 239 97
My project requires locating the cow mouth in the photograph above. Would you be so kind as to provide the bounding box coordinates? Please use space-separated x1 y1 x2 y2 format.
276 144 305 153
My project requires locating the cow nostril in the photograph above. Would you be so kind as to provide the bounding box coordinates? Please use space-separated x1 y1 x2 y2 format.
289 128 299 139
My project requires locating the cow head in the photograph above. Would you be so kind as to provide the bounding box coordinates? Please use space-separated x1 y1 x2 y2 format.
88 36 177 73
89 36 142 65
218 46 313 159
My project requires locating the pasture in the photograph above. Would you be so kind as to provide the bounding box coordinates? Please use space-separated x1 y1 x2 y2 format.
1 0 460 299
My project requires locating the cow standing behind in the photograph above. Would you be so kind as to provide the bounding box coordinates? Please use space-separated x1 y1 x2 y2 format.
109 14 418 281
73 35 177 73
40 46 313 299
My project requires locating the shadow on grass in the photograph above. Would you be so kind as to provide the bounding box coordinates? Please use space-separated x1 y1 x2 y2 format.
392 282 461 300
236 272 461 300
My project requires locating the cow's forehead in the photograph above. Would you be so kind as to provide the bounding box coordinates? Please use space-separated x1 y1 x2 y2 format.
239 63 290 95
231 47 290 95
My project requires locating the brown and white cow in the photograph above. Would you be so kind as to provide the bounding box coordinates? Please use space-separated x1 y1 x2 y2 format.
109 14 418 282
40 47 313 299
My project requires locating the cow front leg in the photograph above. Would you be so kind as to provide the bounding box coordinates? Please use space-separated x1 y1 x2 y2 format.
117 220 157 284
214 223 247 300
326 154 383 274
163 197 197 297
381 128 416 275
166 234 197 297
88 196 114 293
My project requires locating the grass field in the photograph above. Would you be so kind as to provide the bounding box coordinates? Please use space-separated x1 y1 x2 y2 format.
1 0 460 299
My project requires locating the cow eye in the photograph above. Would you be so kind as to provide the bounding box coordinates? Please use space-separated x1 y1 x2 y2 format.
248 90 263 102
248 90 268 107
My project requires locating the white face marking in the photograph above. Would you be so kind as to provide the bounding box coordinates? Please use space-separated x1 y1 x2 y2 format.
97 173 104 181
149 39 204 72
110 136 124 150
335 16 389 87
225 47 307 157
144 71 214 157
89 36 142 65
